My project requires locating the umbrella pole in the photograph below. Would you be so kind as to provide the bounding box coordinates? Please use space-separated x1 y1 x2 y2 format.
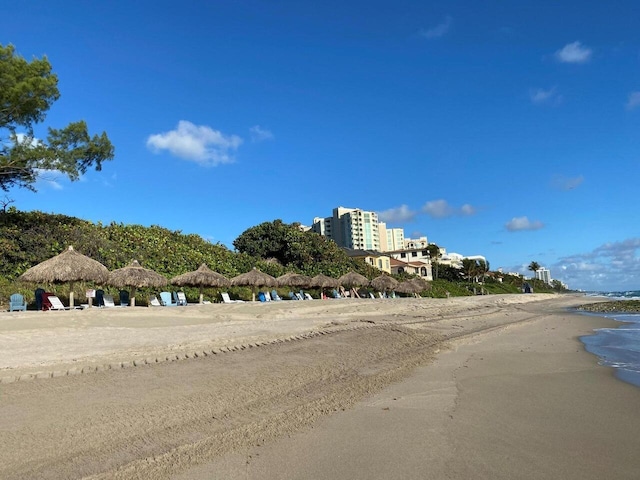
199 287 204 304
131 287 137 307
69 281 75 308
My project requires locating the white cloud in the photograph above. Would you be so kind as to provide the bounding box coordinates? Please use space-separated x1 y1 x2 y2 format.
550 174 584 191
530 86 562 105
378 204 417 223
249 125 274 142
146 120 243 166
555 41 592 64
625 91 640 110
553 238 640 291
419 16 452 39
35 169 64 190
505 216 544 232
422 199 477 218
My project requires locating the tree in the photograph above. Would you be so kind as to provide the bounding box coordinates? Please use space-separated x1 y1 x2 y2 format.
426 243 442 280
528 261 541 277
0 44 114 191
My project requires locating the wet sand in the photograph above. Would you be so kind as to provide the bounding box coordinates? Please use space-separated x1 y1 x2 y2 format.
1 294 638 479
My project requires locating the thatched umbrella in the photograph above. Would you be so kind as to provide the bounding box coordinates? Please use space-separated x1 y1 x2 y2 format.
338 271 370 298
107 260 168 306
170 263 230 304
395 280 421 297
231 268 278 302
277 272 312 288
410 277 432 295
18 245 109 308
310 273 339 299
371 274 399 296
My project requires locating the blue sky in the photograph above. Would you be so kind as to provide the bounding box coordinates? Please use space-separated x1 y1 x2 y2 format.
3 1 639 291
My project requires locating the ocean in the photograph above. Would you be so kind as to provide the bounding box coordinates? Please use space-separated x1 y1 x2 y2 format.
579 290 640 388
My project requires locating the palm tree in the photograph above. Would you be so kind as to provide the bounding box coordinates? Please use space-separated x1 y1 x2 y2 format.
426 243 442 280
528 261 541 278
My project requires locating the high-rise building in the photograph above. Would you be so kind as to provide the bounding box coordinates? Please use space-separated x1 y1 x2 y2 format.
378 222 405 252
535 267 551 284
311 207 381 251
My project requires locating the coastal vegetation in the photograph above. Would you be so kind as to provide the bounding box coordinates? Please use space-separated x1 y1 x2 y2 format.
0 210 566 305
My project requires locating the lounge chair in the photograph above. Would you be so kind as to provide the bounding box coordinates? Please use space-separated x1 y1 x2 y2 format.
221 292 244 303
47 295 69 311
176 292 188 306
149 296 162 307
271 289 282 301
160 291 178 306
119 290 130 306
95 289 105 307
304 292 313 300
103 295 117 307
9 293 27 311
263 291 272 301
258 292 267 302
35 288 45 311
288 292 298 300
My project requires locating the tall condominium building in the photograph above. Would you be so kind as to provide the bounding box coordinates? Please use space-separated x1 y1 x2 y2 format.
535 267 552 284
378 222 405 252
311 207 381 251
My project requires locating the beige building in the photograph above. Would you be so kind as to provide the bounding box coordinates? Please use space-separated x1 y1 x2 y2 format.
343 248 392 274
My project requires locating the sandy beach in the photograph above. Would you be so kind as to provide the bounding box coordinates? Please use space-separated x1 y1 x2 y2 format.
1 294 638 479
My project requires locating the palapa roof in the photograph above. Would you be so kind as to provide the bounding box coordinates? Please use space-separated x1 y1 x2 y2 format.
338 271 370 288
107 260 168 288
230 268 278 288
410 277 431 291
395 280 421 294
18 246 109 284
370 274 399 292
170 264 230 287
310 273 339 288
277 272 312 287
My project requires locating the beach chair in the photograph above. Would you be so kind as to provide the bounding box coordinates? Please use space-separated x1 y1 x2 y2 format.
103 295 117 308
9 293 27 311
221 292 244 303
95 289 105 307
119 290 130 306
263 291 272 301
331 289 342 299
304 292 313 300
47 295 69 311
258 292 267 302
288 292 298 300
176 292 188 306
271 289 282 301
35 288 45 311
149 295 162 307
369 292 376 299
160 292 178 306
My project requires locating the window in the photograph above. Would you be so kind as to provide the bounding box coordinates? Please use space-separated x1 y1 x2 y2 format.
400 253 406 258
411 252 417 257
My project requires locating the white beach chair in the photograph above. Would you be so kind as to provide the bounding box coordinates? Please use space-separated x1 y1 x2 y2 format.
47 295 69 310
221 292 244 303
176 292 188 306
103 295 116 307
149 295 162 307
304 293 313 300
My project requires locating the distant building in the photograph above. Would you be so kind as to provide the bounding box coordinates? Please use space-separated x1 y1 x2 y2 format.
535 267 552 284
378 222 405 252
343 248 391 274
312 207 381 251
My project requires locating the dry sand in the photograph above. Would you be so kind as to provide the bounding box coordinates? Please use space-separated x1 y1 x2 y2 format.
0 294 638 479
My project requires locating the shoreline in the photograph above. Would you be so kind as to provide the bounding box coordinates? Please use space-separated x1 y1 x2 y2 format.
2 294 638 479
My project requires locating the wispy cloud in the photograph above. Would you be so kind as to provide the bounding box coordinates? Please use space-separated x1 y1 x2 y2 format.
422 199 477 218
530 86 562 105
35 169 64 190
625 91 640 110
419 16 452 39
249 125 274 142
553 237 640 290
146 120 243 166
555 41 592 64
505 216 544 232
378 204 417 223
550 174 584 191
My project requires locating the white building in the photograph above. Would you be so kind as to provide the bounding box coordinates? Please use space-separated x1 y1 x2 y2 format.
535 267 552 284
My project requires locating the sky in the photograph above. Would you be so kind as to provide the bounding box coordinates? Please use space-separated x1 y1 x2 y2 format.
2 1 639 292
